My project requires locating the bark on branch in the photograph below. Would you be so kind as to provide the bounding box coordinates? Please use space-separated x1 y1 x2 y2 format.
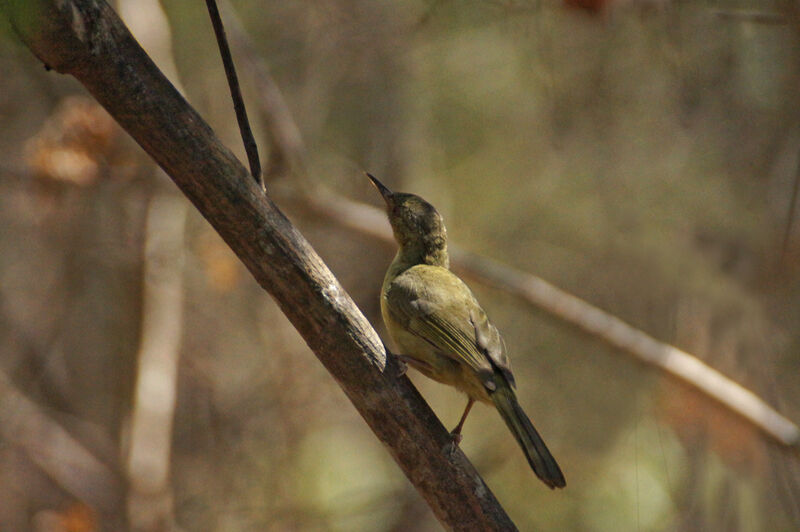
0 0 518 529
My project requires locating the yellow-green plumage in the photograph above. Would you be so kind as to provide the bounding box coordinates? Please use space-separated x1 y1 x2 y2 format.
369 173 565 490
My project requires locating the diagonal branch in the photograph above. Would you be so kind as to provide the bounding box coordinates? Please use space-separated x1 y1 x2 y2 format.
298 187 800 449
0 0 518 529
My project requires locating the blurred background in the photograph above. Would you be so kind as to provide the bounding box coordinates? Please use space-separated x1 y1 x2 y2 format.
1 0 800 530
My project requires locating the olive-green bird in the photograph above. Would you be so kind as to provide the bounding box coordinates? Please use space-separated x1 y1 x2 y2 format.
368 173 565 490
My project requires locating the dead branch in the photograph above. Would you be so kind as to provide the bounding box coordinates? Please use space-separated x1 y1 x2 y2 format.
297 187 800 449
0 1 518 529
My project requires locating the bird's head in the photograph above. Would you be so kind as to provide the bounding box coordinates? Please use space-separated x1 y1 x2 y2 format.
367 173 448 267
367 173 447 248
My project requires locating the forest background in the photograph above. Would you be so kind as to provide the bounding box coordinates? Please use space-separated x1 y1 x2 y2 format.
1 0 799 530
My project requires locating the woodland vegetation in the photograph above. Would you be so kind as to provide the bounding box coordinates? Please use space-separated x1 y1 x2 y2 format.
1 0 799 530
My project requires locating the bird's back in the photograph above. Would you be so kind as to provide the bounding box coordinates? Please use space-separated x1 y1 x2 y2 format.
381 264 514 401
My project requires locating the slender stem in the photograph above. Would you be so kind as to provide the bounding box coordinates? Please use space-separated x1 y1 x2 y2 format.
205 0 263 189
1 2 518 528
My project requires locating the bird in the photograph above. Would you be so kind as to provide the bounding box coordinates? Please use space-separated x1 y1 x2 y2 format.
367 173 565 489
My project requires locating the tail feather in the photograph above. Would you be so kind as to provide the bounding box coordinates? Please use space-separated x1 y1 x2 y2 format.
491 386 566 489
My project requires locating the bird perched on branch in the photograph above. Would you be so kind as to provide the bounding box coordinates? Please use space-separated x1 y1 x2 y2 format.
368 173 565 489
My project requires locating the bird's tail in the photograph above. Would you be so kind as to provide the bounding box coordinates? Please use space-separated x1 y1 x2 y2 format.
491 385 566 489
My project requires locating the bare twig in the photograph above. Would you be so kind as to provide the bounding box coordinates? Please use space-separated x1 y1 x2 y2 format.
452 251 800 448
205 0 263 188
297 187 800 449
219 0 306 179
1 1 518 529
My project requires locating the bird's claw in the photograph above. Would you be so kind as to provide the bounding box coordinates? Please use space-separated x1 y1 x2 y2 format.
395 356 408 377
382 345 408 378
445 431 463 456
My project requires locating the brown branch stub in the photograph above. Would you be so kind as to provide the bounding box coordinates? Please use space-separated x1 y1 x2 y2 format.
0 0 520 529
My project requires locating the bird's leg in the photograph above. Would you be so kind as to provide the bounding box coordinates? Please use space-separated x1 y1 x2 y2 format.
449 397 475 448
380 342 409 377
389 353 409 377
395 358 408 376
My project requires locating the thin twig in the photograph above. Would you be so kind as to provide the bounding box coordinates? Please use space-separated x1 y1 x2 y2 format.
219 0 306 180
296 186 800 449
1 2 519 528
205 0 263 189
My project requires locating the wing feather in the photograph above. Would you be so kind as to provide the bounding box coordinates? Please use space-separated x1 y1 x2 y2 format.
385 265 513 385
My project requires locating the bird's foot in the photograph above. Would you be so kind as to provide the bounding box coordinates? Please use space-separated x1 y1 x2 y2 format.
445 430 463 456
381 344 409 377
394 355 409 377
444 398 472 456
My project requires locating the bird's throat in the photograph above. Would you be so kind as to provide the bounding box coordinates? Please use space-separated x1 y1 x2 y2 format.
389 239 449 277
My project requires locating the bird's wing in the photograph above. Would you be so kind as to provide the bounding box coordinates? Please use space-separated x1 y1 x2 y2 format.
385 265 515 388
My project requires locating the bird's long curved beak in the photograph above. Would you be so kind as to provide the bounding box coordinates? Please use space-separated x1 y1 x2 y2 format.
366 172 393 203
